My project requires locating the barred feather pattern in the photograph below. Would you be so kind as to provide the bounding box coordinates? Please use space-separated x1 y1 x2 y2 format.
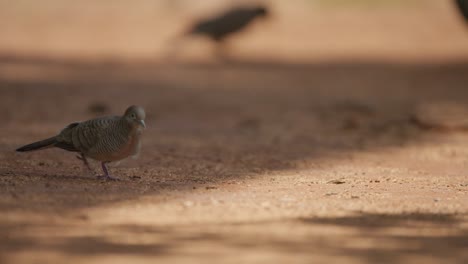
55 116 140 162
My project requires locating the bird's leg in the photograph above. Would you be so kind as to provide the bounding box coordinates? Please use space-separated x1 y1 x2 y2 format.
98 161 119 181
76 153 92 171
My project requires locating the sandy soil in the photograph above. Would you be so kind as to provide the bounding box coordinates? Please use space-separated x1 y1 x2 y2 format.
1 1 468 263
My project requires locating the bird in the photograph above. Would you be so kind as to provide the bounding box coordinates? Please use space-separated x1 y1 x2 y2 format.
186 5 269 42
16 105 146 180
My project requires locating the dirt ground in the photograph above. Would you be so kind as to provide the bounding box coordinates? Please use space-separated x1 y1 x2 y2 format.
1 1 468 263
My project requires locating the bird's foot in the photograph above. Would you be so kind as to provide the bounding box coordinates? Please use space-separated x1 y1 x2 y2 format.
98 161 119 181
97 175 120 181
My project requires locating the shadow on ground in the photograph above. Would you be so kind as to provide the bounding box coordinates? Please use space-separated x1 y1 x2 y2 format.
1 54 468 208
1 211 466 263
1 54 468 263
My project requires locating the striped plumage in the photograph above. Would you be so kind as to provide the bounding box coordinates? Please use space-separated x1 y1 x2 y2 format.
16 105 146 180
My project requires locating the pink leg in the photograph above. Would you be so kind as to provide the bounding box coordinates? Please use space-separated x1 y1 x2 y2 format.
98 162 119 181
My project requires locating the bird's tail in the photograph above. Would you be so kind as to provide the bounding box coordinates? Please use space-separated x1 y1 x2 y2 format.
16 137 57 152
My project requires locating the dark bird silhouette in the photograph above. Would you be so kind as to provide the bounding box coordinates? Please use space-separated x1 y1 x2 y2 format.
187 5 269 42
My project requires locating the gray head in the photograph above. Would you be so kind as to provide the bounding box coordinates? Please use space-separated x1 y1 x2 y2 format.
124 105 146 128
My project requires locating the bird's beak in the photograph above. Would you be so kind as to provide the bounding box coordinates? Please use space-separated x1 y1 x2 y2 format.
139 120 146 128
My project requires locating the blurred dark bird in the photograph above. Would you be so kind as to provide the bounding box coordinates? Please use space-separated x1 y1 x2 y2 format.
187 5 269 42
455 0 468 21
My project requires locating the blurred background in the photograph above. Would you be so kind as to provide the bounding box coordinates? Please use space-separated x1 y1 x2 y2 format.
1 1 468 264
1 0 467 62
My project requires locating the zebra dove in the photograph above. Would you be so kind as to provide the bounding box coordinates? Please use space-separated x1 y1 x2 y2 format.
16 105 146 180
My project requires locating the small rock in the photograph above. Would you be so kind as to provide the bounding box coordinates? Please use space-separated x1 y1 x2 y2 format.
327 180 345 184
205 186 217 190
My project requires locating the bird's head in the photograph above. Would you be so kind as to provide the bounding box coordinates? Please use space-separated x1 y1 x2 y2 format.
124 105 146 129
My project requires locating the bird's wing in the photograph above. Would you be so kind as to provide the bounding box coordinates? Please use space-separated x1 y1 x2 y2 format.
56 116 119 153
54 122 80 151
191 8 250 35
